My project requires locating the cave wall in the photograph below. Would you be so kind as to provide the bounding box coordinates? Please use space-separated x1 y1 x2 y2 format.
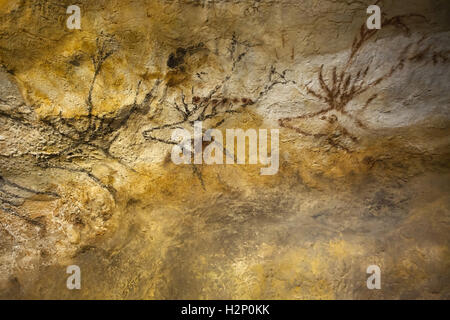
0 0 449 299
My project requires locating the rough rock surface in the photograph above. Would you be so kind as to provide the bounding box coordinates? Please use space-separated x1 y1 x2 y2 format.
0 0 449 299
